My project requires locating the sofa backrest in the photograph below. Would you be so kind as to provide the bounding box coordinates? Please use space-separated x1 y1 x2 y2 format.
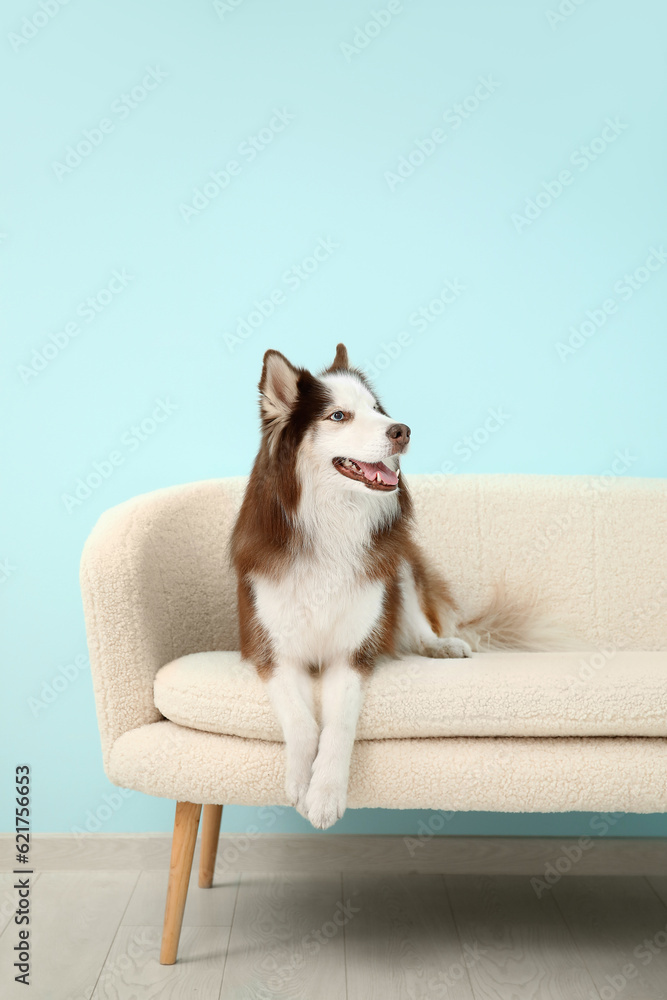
90 472 666 657
410 473 666 651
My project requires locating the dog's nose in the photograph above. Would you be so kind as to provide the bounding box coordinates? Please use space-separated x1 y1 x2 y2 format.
386 423 411 449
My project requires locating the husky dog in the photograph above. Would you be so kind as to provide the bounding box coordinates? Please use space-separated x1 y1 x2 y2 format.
231 344 550 829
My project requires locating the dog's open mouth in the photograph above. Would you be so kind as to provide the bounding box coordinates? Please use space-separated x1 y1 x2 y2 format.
332 457 399 491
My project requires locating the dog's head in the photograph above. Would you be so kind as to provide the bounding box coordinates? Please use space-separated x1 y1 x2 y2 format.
258 343 410 494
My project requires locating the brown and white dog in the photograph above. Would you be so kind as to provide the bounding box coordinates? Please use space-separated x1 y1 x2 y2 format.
231 344 555 829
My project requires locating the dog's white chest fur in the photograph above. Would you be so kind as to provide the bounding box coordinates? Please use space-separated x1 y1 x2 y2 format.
252 564 384 666
251 472 397 667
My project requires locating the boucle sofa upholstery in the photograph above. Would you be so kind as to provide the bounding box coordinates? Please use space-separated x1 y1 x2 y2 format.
153 649 667 740
81 473 667 813
110 722 667 813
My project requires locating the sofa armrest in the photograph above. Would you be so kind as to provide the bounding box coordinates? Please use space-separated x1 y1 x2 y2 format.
80 478 245 770
80 497 176 768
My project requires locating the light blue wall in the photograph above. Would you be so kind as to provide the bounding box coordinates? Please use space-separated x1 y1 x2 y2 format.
3 0 665 836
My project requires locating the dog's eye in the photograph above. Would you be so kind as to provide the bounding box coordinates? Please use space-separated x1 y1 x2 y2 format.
330 410 345 421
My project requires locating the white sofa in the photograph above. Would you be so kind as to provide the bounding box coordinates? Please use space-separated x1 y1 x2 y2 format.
80 473 667 962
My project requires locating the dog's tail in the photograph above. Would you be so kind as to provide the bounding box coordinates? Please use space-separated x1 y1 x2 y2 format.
455 580 586 652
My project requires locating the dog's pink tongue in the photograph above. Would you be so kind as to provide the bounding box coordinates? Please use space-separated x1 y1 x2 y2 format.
356 460 398 486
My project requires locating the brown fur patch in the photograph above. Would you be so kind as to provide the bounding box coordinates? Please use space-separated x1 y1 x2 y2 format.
236 576 274 678
361 477 413 584
352 574 403 675
404 537 459 637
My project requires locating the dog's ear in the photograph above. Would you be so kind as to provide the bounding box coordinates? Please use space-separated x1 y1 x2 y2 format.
329 343 349 371
259 350 300 424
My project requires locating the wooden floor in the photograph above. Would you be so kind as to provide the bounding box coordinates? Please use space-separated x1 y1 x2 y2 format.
3 868 667 999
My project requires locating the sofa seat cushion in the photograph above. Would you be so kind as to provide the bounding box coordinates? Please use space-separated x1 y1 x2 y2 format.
153 649 667 740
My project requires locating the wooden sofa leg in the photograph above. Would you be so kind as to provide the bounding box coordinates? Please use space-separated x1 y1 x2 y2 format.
199 804 223 888
160 801 202 965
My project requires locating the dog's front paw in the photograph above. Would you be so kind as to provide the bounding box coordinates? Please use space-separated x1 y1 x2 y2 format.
284 728 320 817
423 636 473 659
305 782 347 830
285 776 310 818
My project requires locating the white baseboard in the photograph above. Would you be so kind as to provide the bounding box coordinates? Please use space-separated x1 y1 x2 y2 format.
1 833 665 875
